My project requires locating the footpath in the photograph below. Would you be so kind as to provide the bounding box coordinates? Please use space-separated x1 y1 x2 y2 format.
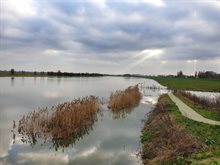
168 93 220 126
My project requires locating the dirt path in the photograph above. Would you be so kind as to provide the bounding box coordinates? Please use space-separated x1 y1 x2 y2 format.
168 93 220 126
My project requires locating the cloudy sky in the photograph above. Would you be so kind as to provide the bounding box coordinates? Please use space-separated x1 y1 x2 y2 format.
0 0 219 75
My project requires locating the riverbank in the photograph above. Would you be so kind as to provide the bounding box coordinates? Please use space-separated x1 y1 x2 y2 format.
153 77 220 92
141 94 220 164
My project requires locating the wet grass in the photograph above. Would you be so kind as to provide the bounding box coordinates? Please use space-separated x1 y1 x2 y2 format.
175 91 220 121
17 96 100 147
153 77 220 92
108 84 142 111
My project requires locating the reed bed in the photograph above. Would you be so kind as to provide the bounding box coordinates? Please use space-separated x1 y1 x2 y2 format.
108 85 142 111
17 96 100 146
112 108 133 119
176 91 220 112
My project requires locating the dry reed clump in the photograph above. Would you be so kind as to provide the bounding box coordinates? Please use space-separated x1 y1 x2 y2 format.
108 84 142 111
141 95 207 164
17 96 100 146
176 91 220 112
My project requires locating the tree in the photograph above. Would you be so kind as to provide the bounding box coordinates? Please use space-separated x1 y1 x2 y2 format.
57 70 61 76
195 71 198 78
177 70 183 77
11 68 15 74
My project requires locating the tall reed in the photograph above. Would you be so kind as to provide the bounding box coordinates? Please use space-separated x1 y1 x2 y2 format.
108 84 142 111
18 96 100 146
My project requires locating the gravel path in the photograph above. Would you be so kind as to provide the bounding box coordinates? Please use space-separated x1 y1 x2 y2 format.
168 93 220 126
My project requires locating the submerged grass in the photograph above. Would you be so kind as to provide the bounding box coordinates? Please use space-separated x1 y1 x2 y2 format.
18 96 100 147
108 84 142 111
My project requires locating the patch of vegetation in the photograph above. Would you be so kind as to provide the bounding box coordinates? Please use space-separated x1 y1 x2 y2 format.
167 95 220 164
153 77 220 92
140 130 154 143
141 94 220 164
141 95 206 164
17 96 100 149
108 85 142 111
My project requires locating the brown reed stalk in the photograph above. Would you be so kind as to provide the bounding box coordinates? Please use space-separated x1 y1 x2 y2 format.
18 96 100 146
108 84 142 111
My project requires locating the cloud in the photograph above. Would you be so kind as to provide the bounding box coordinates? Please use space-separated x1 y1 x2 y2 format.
0 0 219 74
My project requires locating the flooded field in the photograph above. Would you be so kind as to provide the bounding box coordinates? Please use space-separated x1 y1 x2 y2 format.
0 76 166 165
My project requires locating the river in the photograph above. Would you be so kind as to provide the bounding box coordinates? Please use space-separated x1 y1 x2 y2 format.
0 76 166 165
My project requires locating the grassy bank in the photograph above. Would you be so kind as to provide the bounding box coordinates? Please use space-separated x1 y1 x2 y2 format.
153 77 220 92
141 94 220 164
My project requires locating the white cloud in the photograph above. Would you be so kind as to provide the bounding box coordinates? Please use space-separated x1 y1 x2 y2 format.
122 0 166 7
0 0 219 75
139 0 166 7
3 0 36 16
43 49 61 56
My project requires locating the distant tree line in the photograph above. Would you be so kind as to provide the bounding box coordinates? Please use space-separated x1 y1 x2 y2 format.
0 69 104 77
47 71 104 77
176 70 220 79
1 69 220 79
197 71 220 79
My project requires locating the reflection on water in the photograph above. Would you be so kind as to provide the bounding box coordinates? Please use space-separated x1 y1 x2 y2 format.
111 108 134 120
0 77 165 165
16 97 101 151
10 77 15 86
187 90 220 101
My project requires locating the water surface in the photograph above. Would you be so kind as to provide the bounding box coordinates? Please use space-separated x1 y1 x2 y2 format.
0 77 165 165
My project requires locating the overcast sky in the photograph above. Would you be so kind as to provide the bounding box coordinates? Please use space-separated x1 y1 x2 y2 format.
0 0 219 75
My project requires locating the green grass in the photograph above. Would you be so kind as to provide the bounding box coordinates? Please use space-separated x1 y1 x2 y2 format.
165 95 220 164
153 77 220 92
140 130 154 143
176 94 220 121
